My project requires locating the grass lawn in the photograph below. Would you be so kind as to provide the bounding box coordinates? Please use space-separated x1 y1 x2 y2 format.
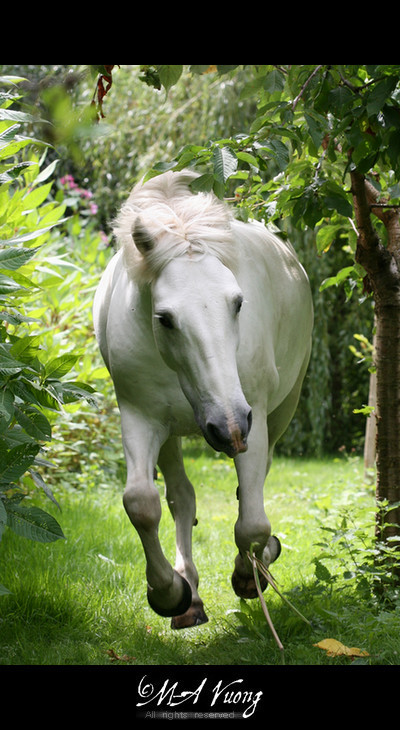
1 439 399 667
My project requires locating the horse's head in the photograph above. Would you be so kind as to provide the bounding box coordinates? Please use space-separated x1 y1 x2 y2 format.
152 255 252 457
133 217 252 458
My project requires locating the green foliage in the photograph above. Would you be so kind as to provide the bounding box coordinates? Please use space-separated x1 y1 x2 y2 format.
2 66 384 459
138 65 400 455
77 64 379 457
0 76 99 594
72 65 258 227
145 65 400 258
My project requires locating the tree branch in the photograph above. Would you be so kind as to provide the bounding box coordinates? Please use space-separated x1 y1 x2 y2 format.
364 179 400 264
370 204 400 209
350 170 380 254
292 66 323 111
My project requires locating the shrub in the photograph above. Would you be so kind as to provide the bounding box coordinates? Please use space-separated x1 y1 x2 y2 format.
0 75 96 594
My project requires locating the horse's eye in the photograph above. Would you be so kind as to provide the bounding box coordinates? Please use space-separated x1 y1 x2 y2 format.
234 296 243 315
157 312 174 330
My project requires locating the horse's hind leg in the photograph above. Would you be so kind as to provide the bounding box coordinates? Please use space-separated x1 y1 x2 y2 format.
158 437 208 629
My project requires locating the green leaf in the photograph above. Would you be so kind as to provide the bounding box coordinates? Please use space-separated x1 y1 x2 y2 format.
35 159 59 184
320 266 355 291
0 272 25 294
0 310 39 326
305 112 326 150
0 347 27 374
263 68 285 94
267 139 290 171
1 220 68 246
0 443 39 485
0 76 28 86
313 558 333 583
352 136 379 169
44 353 79 380
61 381 97 407
0 497 6 541
29 470 60 509
321 181 353 217
316 223 344 254
236 151 259 168
216 66 240 75
323 193 353 216
0 137 31 161
0 123 21 143
14 406 52 441
0 108 37 124
0 245 39 270
157 65 183 94
31 383 62 411
189 173 214 193
21 182 52 211
212 146 238 184
0 158 37 181
0 389 14 433
366 76 398 116
10 335 41 362
328 86 353 117
38 202 66 228
6 502 64 542
189 66 211 75
353 405 375 416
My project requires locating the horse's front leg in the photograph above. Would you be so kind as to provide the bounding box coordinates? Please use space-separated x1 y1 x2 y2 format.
119 403 192 618
158 437 208 629
232 411 281 599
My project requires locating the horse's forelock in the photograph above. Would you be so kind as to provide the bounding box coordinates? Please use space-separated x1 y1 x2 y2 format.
113 171 236 283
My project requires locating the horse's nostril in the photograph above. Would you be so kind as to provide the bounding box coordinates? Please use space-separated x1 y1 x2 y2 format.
205 409 251 457
205 420 228 451
206 422 222 444
247 409 252 434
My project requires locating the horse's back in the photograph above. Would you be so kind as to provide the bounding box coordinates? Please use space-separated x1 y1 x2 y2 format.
233 218 313 409
234 218 309 294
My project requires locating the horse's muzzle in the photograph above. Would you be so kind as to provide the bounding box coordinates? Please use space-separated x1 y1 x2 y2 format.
204 408 252 458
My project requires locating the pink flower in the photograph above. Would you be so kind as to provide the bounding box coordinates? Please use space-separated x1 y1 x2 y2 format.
60 174 78 190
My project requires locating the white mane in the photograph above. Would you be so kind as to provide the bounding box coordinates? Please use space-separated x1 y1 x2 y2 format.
113 170 237 283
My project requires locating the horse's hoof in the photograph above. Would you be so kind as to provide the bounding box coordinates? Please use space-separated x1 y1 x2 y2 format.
231 535 281 599
147 574 192 618
231 569 268 599
171 603 209 629
270 535 281 562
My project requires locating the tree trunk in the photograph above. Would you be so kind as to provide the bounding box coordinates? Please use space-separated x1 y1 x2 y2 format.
351 170 400 580
364 357 377 480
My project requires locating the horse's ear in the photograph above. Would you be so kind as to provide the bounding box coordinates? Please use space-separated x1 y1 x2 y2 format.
132 217 154 256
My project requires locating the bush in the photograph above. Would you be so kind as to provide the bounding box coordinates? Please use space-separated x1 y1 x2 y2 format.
0 75 98 594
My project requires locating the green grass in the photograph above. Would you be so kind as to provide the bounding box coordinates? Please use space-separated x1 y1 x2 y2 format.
1 439 400 666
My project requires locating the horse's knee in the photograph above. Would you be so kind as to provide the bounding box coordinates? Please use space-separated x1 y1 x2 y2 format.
123 479 161 531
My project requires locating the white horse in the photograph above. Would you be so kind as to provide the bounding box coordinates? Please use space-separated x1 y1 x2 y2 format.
93 169 313 629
